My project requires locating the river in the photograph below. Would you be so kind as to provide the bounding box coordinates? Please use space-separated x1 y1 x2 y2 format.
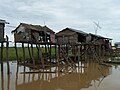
0 61 120 90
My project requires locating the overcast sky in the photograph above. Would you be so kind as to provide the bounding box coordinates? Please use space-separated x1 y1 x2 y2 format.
0 0 120 45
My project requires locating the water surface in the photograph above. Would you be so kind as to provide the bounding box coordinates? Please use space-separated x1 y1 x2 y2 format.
0 61 120 90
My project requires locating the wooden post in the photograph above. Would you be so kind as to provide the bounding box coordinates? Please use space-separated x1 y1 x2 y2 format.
22 43 25 64
66 44 68 57
28 43 32 62
55 44 57 63
78 45 80 66
36 44 40 60
45 44 47 64
85 44 88 62
6 35 10 74
58 44 60 66
39 45 44 68
31 43 35 65
50 44 52 62
1 42 4 73
45 44 47 55
15 42 19 63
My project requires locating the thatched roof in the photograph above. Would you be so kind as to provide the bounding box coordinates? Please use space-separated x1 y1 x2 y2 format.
56 28 88 36
11 23 55 33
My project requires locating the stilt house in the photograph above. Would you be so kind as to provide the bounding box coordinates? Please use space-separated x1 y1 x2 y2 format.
12 23 55 44
0 19 9 42
86 33 112 49
56 28 88 44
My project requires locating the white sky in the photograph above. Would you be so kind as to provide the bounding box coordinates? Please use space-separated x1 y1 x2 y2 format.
0 0 120 45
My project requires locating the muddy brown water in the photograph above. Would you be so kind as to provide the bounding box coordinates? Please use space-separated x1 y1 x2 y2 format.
0 61 120 90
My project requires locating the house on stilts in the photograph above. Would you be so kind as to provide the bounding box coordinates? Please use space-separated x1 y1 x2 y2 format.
12 23 55 44
56 27 112 63
11 23 56 68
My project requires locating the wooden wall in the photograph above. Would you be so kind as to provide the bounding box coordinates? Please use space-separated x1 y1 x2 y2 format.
0 23 4 42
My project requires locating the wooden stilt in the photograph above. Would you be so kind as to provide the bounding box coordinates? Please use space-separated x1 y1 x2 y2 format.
45 44 47 55
39 45 44 68
78 45 80 65
28 43 32 62
31 43 35 65
6 35 10 74
15 42 19 63
55 44 57 64
58 45 60 66
50 44 52 62
84 45 87 61
44 44 47 64
1 42 4 73
22 43 25 64
66 44 68 57
36 44 40 60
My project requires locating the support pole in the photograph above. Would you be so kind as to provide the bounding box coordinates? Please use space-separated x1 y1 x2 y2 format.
15 42 19 63
55 44 57 63
28 43 32 62
22 43 25 64
1 42 4 73
78 45 80 66
6 35 10 74
39 45 44 68
50 44 52 62
31 43 35 65
36 44 40 60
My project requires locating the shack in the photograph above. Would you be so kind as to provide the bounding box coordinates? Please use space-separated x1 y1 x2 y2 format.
12 23 55 44
86 33 112 44
0 19 9 42
56 28 88 44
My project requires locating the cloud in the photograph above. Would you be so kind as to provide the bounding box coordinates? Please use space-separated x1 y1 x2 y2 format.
0 0 120 44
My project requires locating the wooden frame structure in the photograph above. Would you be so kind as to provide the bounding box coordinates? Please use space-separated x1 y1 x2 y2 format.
12 23 57 69
11 24 112 70
56 28 112 64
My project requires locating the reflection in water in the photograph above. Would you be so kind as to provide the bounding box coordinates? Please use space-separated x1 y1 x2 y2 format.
1 73 4 90
1 61 120 90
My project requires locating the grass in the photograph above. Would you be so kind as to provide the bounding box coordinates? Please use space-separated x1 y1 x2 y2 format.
0 47 56 61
